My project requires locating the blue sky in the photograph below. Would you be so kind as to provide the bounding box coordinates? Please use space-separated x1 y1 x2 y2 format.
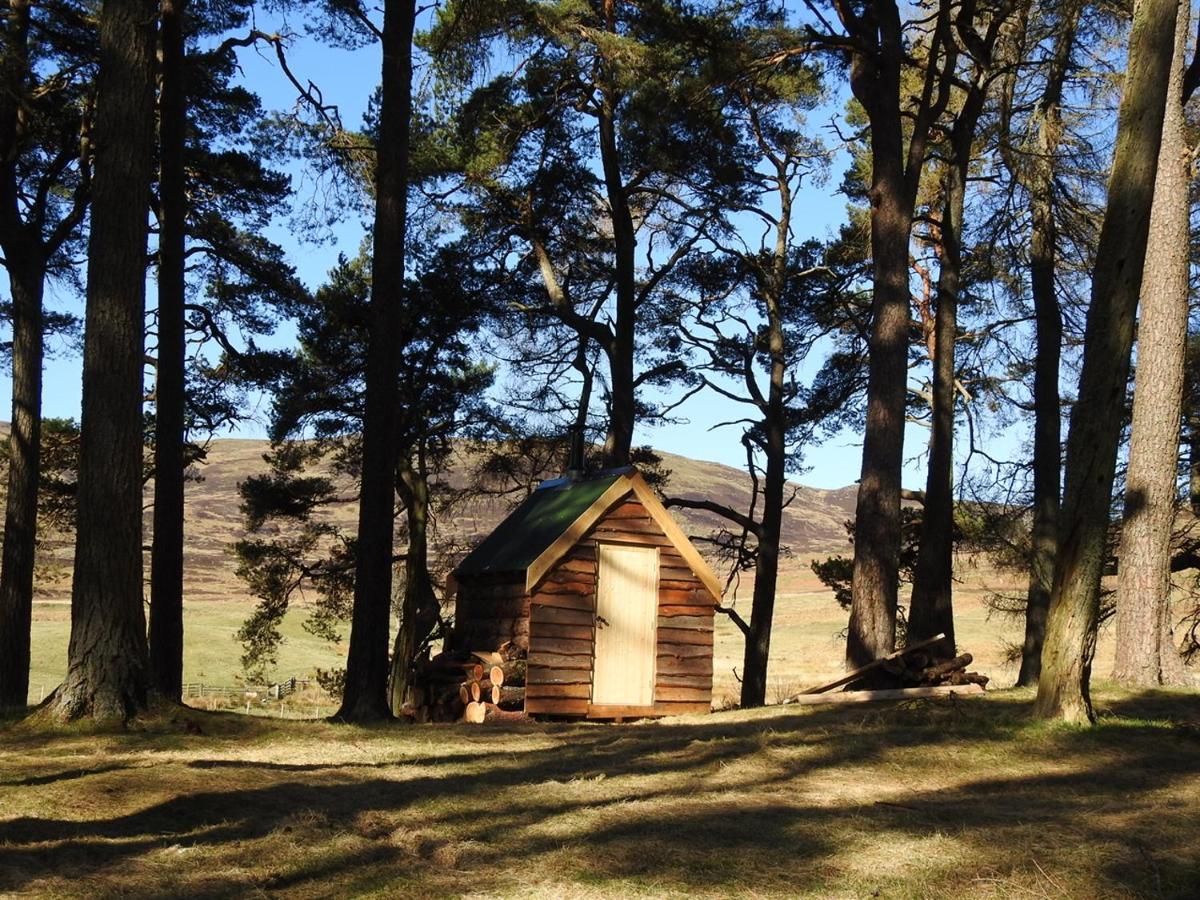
0 5 947 493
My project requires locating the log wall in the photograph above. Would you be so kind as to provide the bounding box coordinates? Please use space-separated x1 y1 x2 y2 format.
452 573 529 654
525 496 715 718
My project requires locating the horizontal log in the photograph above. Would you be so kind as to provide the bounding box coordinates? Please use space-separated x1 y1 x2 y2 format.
659 589 709 605
657 627 714 647
555 558 597 575
658 604 715 618
483 702 529 722
603 502 649 518
787 684 986 705
466 630 529 653
660 571 699 587
498 685 525 708
460 597 528 619
654 686 711 703
565 543 597 560
537 580 594 595
527 651 592 670
460 581 525 600
915 653 973 684
588 529 674 547
656 655 713 676
796 633 948 695
527 666 592 685
656 614 712 631
652 701 712 716
543 568 596 588
531 605 594 626
526 682 591 700
656 642 709 659
586 704 656 719
532 637 592 656
532 623 593 641
525 697 590 716
530 591 593 611
497 659 526 684
659 578 703 592
656 674 712 689
592 517 664 535
463 615 529 634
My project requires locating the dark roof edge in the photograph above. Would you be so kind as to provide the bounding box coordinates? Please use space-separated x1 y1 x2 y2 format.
534 466 636 492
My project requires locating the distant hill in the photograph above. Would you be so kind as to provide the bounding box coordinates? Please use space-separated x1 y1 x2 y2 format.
20 434 857 602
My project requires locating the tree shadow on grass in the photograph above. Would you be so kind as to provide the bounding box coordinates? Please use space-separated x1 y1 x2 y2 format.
1 690 1198 895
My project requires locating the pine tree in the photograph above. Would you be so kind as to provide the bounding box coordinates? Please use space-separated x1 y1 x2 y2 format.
1034 0 1180 723
0 0 92 708
1112 0 1191 687
47 0 158 722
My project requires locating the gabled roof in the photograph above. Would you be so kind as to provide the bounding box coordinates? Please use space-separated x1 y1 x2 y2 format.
453 467 723 602
453 470 627 579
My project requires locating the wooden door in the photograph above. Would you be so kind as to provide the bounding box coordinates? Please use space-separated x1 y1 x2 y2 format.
593 543 659 706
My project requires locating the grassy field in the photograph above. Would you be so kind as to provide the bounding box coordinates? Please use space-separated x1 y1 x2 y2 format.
27 557 1087 709
2 687 1198 897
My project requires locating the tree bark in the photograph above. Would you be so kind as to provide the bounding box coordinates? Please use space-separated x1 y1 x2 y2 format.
908 155 967 656
1191 414 1200 516
387 457 440 713
1188 336 1199 517
1034 0 1179 723
336 0 416 722
49 0 157 722
846 7 911 667
740 164 792 708
597 5 636 470
1112 0 1191 687
0 262 44 707
1014 0 1080 687
149 0 187 704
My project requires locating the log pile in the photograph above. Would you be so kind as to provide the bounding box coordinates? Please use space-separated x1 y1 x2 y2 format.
851 650 989 691
790 633 988 703
399 643 528 724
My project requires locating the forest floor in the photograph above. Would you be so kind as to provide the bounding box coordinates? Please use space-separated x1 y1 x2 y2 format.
2 686 1198 898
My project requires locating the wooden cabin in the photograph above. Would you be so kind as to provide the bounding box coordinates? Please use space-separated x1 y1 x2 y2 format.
449 467 722 719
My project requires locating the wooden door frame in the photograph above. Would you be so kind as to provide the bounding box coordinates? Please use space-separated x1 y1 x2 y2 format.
590 541 659 712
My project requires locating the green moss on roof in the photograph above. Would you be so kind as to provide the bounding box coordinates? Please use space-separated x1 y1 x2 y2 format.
454 472 627 578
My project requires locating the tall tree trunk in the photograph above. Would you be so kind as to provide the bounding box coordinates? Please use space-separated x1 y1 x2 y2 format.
1188 337 1200 516
388 459 439 713
908 164 964 655
741 351 785 708
740 164 792 708
840 0 956 668
1033 0 1179 723
596 20 636 470
568 333 594 471
1014 0 1079 687
337 0 415 722
48 0 157 722
0 261 44 707
149 0 187 704
1113 0 1191 687
846 87 910 668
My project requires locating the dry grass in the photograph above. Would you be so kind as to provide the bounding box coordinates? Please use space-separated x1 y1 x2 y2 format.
2 686 1198 898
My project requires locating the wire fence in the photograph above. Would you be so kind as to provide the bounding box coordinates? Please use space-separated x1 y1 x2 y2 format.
27 677 332 719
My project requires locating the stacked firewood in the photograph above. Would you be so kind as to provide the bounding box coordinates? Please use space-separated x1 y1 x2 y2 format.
792 634 989 703
855 648 990 691
401 644 528 724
